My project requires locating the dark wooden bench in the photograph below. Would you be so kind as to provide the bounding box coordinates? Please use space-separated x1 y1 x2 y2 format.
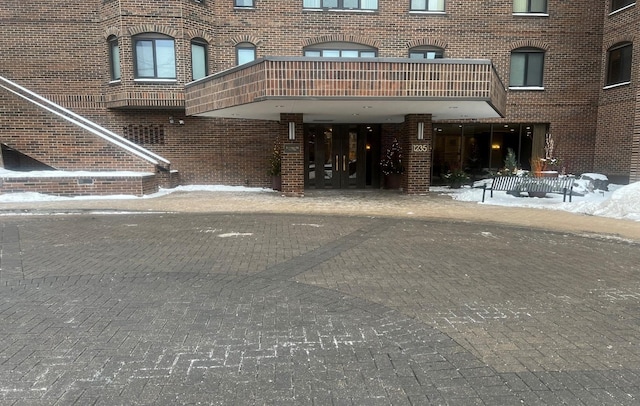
479 176 575 202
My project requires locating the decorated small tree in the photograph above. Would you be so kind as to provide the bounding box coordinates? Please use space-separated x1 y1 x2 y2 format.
501 148 519 176
380 138 404 175
267 139 281 176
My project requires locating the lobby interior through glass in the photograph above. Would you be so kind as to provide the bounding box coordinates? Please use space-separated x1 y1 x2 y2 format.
432 123 542 185
304 122 543 189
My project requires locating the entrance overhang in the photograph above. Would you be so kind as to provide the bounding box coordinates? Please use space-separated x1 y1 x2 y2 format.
185 57 507 123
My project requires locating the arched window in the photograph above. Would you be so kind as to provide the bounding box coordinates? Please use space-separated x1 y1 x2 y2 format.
606 42 632 87
133 33 176 79
191 38 208 81
108 35 121 81
509 48 545 88
236 42 256 65
409 46 444 59
303 42 377 58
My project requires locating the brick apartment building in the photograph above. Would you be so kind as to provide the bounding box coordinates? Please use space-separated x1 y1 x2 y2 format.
0 0 638 196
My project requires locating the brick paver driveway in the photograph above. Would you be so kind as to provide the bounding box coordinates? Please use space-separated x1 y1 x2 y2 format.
1 205 639 404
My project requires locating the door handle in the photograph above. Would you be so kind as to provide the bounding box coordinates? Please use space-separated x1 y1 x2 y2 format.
335 155 339 171
343 155 346 172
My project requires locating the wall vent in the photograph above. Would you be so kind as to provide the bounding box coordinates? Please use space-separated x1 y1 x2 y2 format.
123 125 165 145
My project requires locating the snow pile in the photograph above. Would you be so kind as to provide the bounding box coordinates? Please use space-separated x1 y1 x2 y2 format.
588 181 640 221
438 177 640 222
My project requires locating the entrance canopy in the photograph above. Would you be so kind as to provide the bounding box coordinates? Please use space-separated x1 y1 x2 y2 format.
185 57 507 123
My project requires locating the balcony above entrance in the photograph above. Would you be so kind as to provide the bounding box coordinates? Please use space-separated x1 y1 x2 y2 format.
185 57 506 123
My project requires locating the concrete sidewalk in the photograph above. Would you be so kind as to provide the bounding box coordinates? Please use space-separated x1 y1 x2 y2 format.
0 191 639 405
1 189 639 242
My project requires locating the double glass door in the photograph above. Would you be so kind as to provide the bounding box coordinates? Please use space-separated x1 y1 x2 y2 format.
305 124 380 189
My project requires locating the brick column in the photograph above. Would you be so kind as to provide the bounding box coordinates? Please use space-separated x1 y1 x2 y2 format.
402 114 432 194
280 113 304 196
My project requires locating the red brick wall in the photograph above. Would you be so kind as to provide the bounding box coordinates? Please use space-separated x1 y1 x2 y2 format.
0 174 158 197
596 1 639 182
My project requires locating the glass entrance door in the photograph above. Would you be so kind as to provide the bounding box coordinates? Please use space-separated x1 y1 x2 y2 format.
305 124 378 189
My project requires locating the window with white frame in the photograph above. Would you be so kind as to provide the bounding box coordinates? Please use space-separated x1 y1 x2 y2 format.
235 0 254 7
236 42 256 65
611 0 635 12
513 0 547 13
409 46 444 59
133 34 176 79
606 42 632 86
410 0 445 12
304 42 377 57
509 48 544 88
108 36 121 81
303 0 378 11
191 39 208 81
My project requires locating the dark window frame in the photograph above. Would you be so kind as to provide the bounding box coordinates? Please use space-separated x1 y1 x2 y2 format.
513 0 547 14
302 0 378 11
408 46 445 59
303 42 378 58
611 0 635 12
236 42 256 65
409 0 445 12
509 48 545 88
108 35 121 81
132 34 177 80
304 49 378 58
191 38 208 81
605 42 633 87
235 0 255 7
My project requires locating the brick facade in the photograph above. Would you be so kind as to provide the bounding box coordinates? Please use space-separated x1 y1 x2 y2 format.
596 1 640 183
0 0 638 196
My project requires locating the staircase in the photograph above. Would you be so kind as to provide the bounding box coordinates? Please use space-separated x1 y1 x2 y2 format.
0 76 176 196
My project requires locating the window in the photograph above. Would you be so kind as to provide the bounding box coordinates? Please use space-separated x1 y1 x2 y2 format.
191 39 208 81
108 36 121 81
304 42 377 58
304 49 376 57
133 35 176 79
235 0 254 6
409 46 444 59
606 43 632 86
611 0 635 12
303 0 378 11
510 48 544 88
236 43 256 65
513 0 547 13
410 0 445 12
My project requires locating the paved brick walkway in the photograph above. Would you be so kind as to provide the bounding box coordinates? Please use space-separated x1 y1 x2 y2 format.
0 192 639 405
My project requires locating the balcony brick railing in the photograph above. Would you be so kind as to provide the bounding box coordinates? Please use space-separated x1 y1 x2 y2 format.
186 57 506 117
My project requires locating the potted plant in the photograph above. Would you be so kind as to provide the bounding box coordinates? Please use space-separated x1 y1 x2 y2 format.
380 138 404 189
268 140 282 190
443 168 470 189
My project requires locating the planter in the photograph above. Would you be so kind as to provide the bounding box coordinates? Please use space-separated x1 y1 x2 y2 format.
383 173 402 189
527 191 547 198
271 175 282 191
